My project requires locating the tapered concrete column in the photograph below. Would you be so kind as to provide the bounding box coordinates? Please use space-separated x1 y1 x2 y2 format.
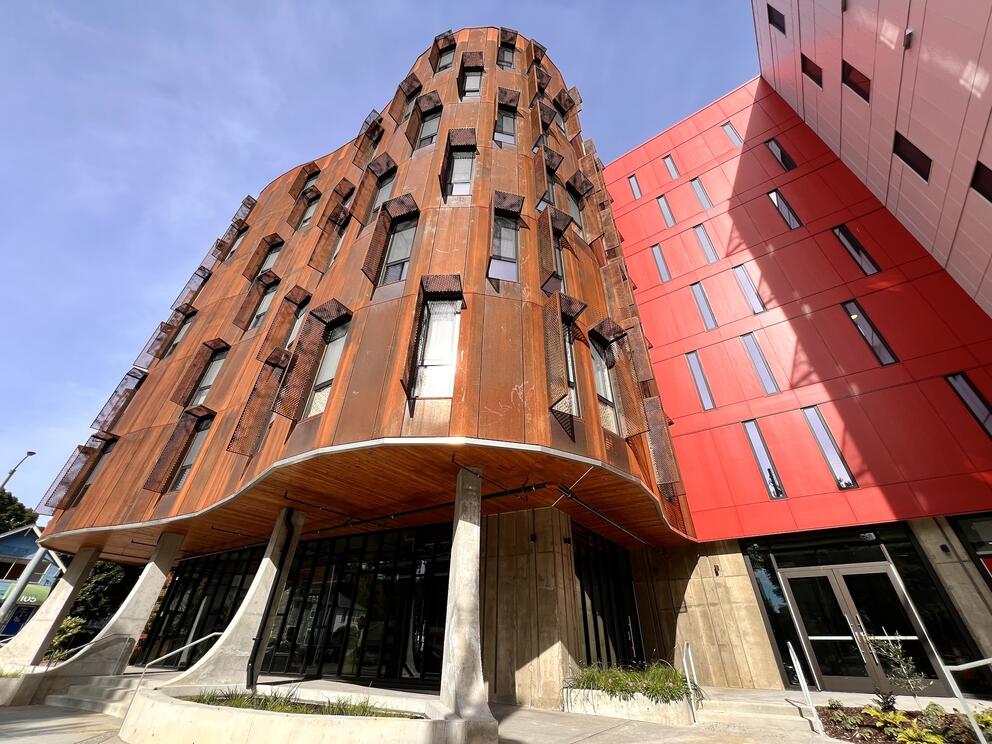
0 547 98 671
167 508 304 687
0 545 48 629
439 468 494 723
46 532 186 678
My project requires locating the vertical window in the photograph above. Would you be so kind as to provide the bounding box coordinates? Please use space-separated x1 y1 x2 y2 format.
418 111 441 148
326 222 347 271
461 69 482 99
768 189 801 229
743 419 785 499
833 225 879 275
553 102 566 132
628 174 641 199
228 228 248 258
721 122 743 147
691 177 713 209
494 107 516 144
947 372 992 438
734 265 766 313
893 132 932 181
842 60 871 102
169 417 212 492
257 242 282 277
657 195 675 227
446 150 475 196
415 301 461 398
250 285 278 329
436 47 454 71
541 168 557 210
381 218 417 285
285 300 309 348
301 171 319 192
489 214 519 281
767 4 786 33
801 55 823 86
532 132 548 155
592 343 619 434
497 43 515 69
693 224 718 263
371 172 396 219
67 439 117 508
305 322 350 418
566 188 583 235
166 315 194 357
691 281 717 330
663 154 679 179
400 92 417 122
298 196 319 229
686 351 715 410
741 333 779 394
842 299 897 365
554 233 568 294
558 323 581 416
766 138 797 171
971 161 992 203
190 349 228 406
802 405 857 489
651 244 671 282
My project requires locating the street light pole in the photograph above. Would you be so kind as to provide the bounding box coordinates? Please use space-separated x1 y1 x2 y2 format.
0 450 39 633
0 451 36 493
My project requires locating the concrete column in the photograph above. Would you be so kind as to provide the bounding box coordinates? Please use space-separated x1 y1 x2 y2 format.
167 508 304 687
47 532 186 678
0 547 98 671
439 468 494 723
0 545 48 630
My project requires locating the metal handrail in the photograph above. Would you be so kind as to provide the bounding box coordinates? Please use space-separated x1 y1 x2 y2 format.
941 657 992 744
787 641 824 736
682 641 699 723
123 632 223 721
44 632 136 670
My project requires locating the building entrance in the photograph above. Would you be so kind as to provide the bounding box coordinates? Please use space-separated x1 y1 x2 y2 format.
780 562 945 694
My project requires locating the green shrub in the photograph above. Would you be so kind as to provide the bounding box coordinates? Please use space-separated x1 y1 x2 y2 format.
566 662 693 704
827 697 844 710
895 720 945 743
872 688 898 713
186 688 415 718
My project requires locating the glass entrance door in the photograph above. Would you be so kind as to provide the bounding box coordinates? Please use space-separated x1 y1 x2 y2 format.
780 564 946 694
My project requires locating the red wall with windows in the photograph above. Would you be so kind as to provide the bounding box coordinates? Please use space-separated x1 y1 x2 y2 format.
604 77 992 542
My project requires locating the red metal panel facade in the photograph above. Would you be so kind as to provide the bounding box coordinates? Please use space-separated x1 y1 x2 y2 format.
604 78 992 542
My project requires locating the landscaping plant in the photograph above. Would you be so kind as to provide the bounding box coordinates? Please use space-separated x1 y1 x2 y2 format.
566 661 695 704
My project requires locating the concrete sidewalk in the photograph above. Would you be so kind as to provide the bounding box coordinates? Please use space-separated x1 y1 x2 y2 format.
0 706 120 743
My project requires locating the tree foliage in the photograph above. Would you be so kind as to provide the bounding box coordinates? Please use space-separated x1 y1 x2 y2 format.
0 489 36 533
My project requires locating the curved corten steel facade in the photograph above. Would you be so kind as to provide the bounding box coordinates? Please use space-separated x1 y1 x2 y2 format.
39 27 688 564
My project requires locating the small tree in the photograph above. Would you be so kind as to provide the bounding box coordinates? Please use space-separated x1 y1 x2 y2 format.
0 489 36 533
868 635 934 704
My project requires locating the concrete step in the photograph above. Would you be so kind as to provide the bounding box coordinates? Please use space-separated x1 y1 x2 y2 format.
64 684 138 703
44 693 130 718
696 707 815 733
699 699 810 717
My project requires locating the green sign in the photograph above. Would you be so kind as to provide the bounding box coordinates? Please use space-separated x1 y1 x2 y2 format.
0 583 51 606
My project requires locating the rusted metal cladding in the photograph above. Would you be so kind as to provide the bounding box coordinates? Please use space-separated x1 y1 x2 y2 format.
41 27 688 557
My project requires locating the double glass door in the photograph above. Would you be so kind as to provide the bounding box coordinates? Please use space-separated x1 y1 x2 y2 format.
780 563 946 694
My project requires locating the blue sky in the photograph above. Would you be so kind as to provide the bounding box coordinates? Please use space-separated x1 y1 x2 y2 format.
0 2 757 515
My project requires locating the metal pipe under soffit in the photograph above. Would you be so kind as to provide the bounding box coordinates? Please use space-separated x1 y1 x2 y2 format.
557 485 648 546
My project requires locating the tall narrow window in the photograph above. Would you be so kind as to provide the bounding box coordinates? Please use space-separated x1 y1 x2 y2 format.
228 228 248 258
592 342 619 433
766 138 797 171
305 322 350 418
768 189 801 229
802 405 857 489
947 372 992 438
553 102 567 132
67 439 117 508
418 111 441 148
971 161 992 203
169 417 212 492
556 322 581 416
657 195 675 227
767 4 786 33
446 150 475 196
693 224 718 263
436 47 455 72
554 233 568 294
842 60 871 102
628 174 642 199
843 299 897 365
415 301 462 398
801 55 823 86
400 92 417 122
893 132 932 181
256 242 282 277
381 217 417 285
497 43 515 69
721 122 743 147
652 244 671 282
741 333 779 394
734 265 766 313
461 69 482 99
298 196 319 229
686 351 715 410
490 214 519 281
494 107 516 144
566 188 583 235
285 300 309 348
371 172 396 220
301 171 320 193
165 315 194 357
663 154 679 179
833 224 879 275
691 281 717 330
540 167 557 210
189 349 228 406
326 222 348 271
691 177 713 209
743 419 785 499
250 284 278 330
